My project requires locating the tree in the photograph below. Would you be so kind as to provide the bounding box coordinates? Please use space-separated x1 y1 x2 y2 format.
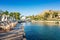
43 12 50 20
52 12 58 18
2 10 9 15
9 12 21 20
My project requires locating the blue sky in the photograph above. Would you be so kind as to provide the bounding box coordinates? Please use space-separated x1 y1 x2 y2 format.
0 0 60 16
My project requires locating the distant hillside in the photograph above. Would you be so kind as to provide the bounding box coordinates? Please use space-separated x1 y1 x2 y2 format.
27 10 60 21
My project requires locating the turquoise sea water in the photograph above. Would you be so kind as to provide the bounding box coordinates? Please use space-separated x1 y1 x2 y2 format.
24 23 60 40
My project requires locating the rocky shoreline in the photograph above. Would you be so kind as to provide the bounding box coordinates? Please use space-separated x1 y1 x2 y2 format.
32 20 60 26
0 23 26 40
0 21 18 32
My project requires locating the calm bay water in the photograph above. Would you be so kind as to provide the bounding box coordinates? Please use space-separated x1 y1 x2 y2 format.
24 22 60 40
